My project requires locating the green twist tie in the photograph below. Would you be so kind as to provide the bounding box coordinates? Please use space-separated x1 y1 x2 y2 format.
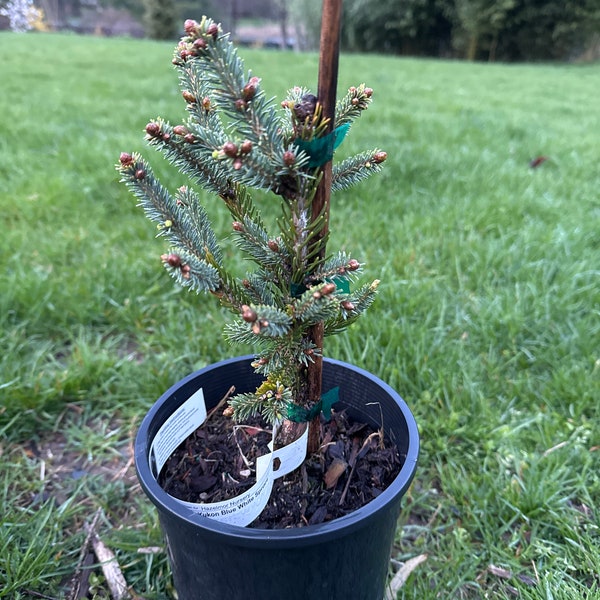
294 124 350 168
286 386 339 423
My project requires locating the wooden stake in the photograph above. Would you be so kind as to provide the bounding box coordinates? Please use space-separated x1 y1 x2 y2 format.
306 0 343 454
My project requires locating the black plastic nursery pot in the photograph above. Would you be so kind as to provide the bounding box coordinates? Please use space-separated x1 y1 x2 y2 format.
135 355 419 600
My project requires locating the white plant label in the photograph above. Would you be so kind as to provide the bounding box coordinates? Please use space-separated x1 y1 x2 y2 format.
149 387 308 527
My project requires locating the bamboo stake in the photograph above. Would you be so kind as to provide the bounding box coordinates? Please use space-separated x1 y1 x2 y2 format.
307 0 343 454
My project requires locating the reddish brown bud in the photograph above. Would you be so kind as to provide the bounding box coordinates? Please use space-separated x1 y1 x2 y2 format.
235 99 247 112
173 125 188 136
206 23 219 38
162 253 182 267
232 221 244 232
312 291 322 300
242 278 251 288
119 152 134 167
240 140 253 154
135 169 145 179
145 122 161 137
232 158 243 170
223 405 234 418
268 240 279 252
341 301 355 311
364 87 373 97
351 97 359 106
193 37 207 51
283 150 296 166
202 96 211 110
223 142 238 158
373 151 387 164
321 282 336 295
184 19 198 34
182 90 196 103
184 133 195 144
242 76 260 101
241 305 257 322
347 259 360 271
181 264 191 279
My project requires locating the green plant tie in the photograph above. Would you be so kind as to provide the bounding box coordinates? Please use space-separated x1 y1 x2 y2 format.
294 124 350 168
286 386 340 423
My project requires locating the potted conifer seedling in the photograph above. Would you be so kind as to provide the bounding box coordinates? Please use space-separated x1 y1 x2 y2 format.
119 3 418 599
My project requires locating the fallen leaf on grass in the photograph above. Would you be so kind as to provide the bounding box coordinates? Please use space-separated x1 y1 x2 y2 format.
384 554 428 599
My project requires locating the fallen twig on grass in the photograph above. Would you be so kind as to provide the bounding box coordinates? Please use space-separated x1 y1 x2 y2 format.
67 508 102 600
85 522 131 600
384 554 428 599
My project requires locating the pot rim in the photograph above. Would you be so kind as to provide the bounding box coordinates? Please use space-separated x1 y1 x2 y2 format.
135 355 419 546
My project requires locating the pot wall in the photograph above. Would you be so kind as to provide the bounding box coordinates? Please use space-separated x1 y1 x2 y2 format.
135 356 419 600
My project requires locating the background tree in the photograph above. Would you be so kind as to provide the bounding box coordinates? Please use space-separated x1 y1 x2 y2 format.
142 0 177 39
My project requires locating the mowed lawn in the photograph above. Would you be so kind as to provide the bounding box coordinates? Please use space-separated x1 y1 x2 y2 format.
0 31 598 598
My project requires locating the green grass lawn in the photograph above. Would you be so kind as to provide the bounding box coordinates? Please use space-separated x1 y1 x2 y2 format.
1 31 599 598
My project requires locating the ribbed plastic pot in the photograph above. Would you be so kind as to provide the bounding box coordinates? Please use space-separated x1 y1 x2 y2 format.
135 356 419 600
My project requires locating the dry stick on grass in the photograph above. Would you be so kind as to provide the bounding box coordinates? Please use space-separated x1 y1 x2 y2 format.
67 508 103 600
85 522 131 600
384 554 428 599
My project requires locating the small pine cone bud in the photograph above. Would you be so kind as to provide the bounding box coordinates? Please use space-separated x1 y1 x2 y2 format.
235 99 247 112
240 140 253 154
232 158 243 170
242 278 251 288
135 168 145 179
341 300 355 311
373 151 387 164
364 87 373 97
351 97 359 106
268 240 279 252
202 96 211 110
206 23 219 39
193 37 207 51
242 76 260 101
145 122 161 137
162 253 182 267
304 348 315 356
313 291 322 300
173 125 188 136
184 19 198 34
283 150 296 166
181 264 191 279
293 94 318 121
119 152 134 167
184 133 195 144
182 90 196 103
232 221 244 232
321 282 336 295
347 259 360 271
349 86 357 93
223 142 238 158
223 405 234 418
241 305 257 322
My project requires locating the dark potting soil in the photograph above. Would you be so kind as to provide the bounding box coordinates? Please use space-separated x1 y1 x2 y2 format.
158 409 402 529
